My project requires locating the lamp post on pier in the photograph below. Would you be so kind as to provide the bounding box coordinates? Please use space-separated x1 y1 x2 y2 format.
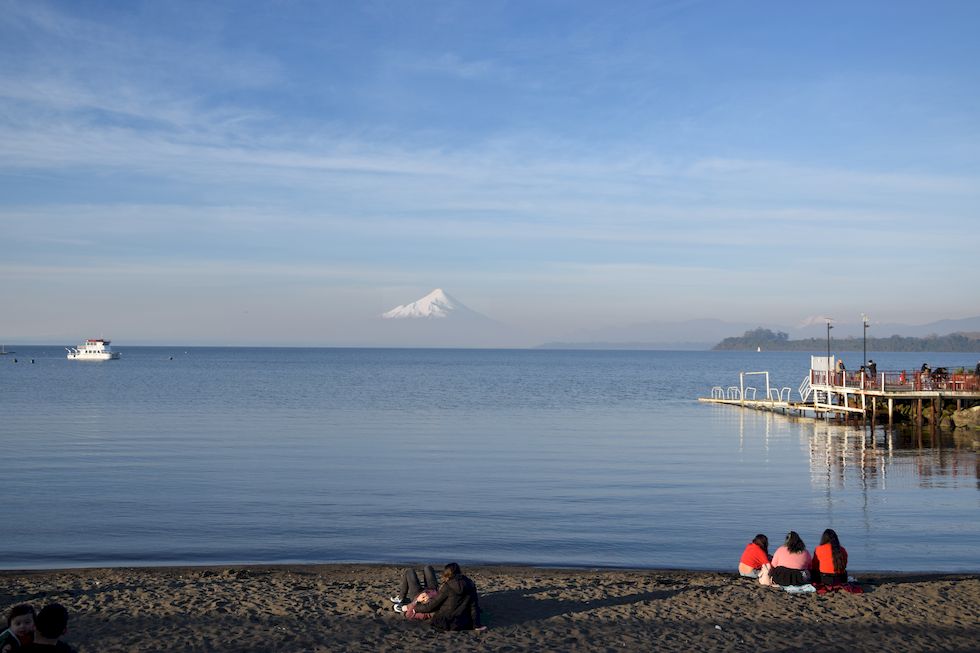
862 314 870 370
826 318 834 384
826 319 833 359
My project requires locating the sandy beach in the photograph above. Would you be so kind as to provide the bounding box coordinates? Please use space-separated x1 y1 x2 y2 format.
2 564 978 652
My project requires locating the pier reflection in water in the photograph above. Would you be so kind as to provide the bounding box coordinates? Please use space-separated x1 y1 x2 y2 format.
806 421 977 491
733 406 977 491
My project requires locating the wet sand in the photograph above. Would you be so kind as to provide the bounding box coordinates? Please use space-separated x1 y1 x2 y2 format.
2 565 978 652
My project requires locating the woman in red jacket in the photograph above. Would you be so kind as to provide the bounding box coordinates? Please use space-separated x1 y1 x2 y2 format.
811 529 848 584
738 534 770 578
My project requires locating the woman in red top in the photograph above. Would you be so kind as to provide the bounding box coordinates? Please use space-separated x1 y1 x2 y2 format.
738 534 770 578
811 528 848 584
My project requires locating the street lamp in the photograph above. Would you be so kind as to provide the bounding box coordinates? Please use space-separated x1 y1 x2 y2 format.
826 318 834 383
826 319 833 359
862 313 870 369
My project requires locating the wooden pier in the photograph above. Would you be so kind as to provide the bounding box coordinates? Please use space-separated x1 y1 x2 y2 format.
699 362 980 424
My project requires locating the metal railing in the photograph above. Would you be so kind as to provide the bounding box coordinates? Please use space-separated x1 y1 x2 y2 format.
812 369 980 392
798 375 813 402
883 371 979 392
711 381 790 402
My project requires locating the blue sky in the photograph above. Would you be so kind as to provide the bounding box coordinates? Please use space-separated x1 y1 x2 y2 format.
1 0 978 345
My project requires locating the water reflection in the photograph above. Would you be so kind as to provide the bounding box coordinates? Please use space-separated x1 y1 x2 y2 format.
806 421 978 491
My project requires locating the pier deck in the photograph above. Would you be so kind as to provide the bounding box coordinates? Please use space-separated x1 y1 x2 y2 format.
701 365 980 422
697 396 863 416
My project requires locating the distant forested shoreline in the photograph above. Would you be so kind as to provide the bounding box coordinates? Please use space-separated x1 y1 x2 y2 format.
713 328 980 352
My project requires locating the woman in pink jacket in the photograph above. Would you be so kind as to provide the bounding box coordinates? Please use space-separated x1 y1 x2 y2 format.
762 531 812 586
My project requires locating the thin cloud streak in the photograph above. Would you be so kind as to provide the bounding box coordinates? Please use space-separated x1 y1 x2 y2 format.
0 200 965 257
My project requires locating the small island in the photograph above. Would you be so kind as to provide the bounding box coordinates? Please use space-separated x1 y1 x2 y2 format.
714 328 980 352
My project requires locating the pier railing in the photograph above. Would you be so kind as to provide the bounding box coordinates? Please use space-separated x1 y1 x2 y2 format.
812 369 980 393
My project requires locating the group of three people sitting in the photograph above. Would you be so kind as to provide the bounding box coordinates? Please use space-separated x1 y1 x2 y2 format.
739 529 849 587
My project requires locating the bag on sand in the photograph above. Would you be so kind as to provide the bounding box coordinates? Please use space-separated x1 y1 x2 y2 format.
758 563 774 586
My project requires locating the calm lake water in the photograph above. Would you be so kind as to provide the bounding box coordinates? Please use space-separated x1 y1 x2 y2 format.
2 347 978 572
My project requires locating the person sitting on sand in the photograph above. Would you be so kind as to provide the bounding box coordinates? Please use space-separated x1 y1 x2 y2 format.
738 534 770 578
394 588 440 621
19 603 74 653
0 604 35 652
811 528 848 585
761 531 812 586
409 563 485 631
390 566 440 614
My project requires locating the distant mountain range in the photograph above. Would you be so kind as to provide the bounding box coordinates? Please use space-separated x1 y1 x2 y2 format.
787 315 980 340
357 288 980 350
537 318 756 350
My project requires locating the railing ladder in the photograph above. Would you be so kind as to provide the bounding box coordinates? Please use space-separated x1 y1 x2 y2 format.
798 375 812 403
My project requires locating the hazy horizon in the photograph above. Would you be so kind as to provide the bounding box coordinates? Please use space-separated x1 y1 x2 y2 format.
7 307 980 349
2 1 978 346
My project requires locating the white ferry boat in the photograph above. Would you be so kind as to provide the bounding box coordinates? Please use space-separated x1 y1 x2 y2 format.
66 338 121 361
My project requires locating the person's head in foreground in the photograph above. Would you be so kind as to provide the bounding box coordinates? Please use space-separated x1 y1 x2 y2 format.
751 534 768 554
32 604 69 644
784 531 806 553
6 603 35 643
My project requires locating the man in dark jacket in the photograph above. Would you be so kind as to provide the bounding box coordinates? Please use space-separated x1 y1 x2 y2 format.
411 562 484 631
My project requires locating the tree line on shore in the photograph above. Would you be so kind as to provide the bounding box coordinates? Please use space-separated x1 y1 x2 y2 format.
713 328 980 352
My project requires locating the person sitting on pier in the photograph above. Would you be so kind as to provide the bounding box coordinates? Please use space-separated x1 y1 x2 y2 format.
920 364 931 388
811 529 848 585
760 531 811 587
738 534 770 578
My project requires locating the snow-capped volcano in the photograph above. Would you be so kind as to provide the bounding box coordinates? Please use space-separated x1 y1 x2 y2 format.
373 288 524 346
382 288 472 319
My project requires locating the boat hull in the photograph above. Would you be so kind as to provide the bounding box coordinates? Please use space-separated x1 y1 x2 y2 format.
66 352 120 361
